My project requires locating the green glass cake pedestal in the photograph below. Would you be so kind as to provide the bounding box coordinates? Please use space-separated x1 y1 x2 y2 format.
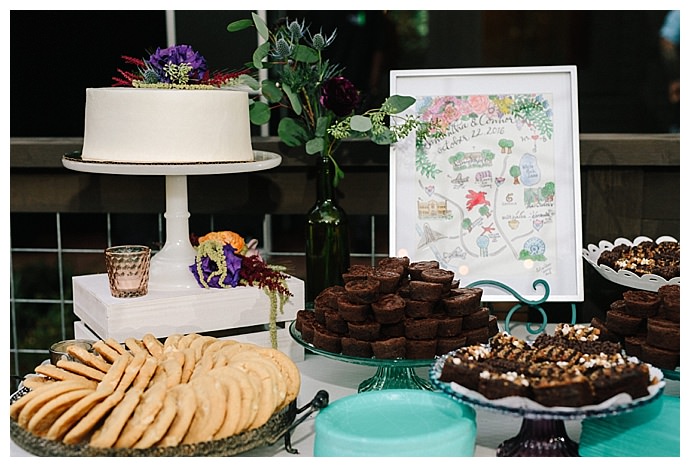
289 321 434 392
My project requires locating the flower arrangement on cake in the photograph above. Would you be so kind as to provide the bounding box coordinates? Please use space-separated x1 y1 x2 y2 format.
113 44 249 90
189 231 292 348
227 13 439 186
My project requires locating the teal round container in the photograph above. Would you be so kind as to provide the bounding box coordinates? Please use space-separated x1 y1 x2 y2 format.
313 389 477 457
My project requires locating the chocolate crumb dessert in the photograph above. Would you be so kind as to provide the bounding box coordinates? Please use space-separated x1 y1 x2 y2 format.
341 337 373 358
407 260 439 280
344 278 381 304
404 317 439 340
371 293 406 324
336 296 372 322
303 256 495 359
405 339 437 360
439 327 655 407
371 337 407 359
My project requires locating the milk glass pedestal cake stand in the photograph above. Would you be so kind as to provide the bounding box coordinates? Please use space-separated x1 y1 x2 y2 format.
62 151 281 291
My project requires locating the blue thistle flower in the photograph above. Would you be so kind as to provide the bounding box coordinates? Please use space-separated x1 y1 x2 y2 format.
274 36 293 59
142 68 160 84
286 18 306 40
309 29 336 51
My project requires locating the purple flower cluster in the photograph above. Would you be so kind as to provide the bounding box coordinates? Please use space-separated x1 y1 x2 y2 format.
320 76 361 117
147 44 208 83
189 244 242 288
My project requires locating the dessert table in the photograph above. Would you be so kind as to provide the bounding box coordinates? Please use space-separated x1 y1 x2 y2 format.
10 325 680 457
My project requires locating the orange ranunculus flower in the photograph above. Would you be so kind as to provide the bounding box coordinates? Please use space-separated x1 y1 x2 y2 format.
197 231 245 252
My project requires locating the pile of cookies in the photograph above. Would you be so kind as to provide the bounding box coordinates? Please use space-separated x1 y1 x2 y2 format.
10 333 301 451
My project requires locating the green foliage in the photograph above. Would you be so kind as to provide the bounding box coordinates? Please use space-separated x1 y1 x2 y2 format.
227 14 432 187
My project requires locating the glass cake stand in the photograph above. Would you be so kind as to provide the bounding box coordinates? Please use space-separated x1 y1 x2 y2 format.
429 355 666 456
62 151 281 291
289 321 435 392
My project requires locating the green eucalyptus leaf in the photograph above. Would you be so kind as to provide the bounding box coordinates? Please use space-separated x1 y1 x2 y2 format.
237 74 260 90
385 95 416 114
293 44 319 63
332 159 345 187
251 13 269 41
252 41 271 69
249 101 271 125
278 118 309 147
370 127 395 145
227 19 253 32
315 116 332 137
305 137 325 154
349 115 373 132
282 84 302 115
261 80 283 103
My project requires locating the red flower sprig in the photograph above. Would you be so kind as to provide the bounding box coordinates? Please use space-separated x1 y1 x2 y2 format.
239 255 293 297
112 55 147 87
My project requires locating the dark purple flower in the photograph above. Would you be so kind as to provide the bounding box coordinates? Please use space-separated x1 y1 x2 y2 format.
320 76 361 117
189 244 242 288
147 45 208 83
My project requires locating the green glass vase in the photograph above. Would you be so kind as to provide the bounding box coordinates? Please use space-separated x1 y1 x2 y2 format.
305 154 351 307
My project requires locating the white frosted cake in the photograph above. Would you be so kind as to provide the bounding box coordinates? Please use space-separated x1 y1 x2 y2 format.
81 87 254 164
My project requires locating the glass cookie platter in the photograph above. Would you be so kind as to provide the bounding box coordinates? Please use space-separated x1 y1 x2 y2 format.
582 235 679 292
9 385 297 457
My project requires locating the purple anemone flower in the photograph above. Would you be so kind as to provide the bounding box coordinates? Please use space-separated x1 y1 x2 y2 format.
189 244 242 288
147 45 208 83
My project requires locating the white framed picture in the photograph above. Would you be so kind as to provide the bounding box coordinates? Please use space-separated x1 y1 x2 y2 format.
390 66 583 302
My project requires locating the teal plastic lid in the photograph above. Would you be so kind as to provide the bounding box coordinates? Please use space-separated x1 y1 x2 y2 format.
314 389 477 457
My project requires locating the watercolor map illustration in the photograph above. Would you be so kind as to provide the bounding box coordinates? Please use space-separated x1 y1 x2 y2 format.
409 93 557 285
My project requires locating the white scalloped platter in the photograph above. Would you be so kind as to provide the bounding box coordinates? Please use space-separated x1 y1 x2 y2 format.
582 235 680 291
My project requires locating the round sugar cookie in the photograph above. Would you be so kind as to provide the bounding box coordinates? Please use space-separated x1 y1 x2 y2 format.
97 353 131 394
67 344 111 373
56 359 106 382
63 389 126 445
227 360 276 430
114 351 147 392
33 364 98 387
156 383 197 447
208 366 258 434
46 389 111 441
212 375 243 439
132 388 178 449
26 388 93 436
255 347 301 408
162 333 183 352
92 340 121 363
104 338 130 357
114 381 168 448
132 355 158 390
141 333 164 358
182 375 227 444
16 380 96 427
89 387 144 448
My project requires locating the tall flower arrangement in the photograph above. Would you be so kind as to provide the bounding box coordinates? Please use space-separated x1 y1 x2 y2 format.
227 13 434 186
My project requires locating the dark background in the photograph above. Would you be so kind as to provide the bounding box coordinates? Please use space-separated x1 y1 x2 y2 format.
10 10 678 137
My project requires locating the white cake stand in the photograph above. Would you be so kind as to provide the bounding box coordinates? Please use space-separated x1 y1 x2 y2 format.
62 151 282 291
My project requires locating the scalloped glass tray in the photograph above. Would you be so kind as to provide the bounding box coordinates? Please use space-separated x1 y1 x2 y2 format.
429 351 665 420
582 235 679 291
